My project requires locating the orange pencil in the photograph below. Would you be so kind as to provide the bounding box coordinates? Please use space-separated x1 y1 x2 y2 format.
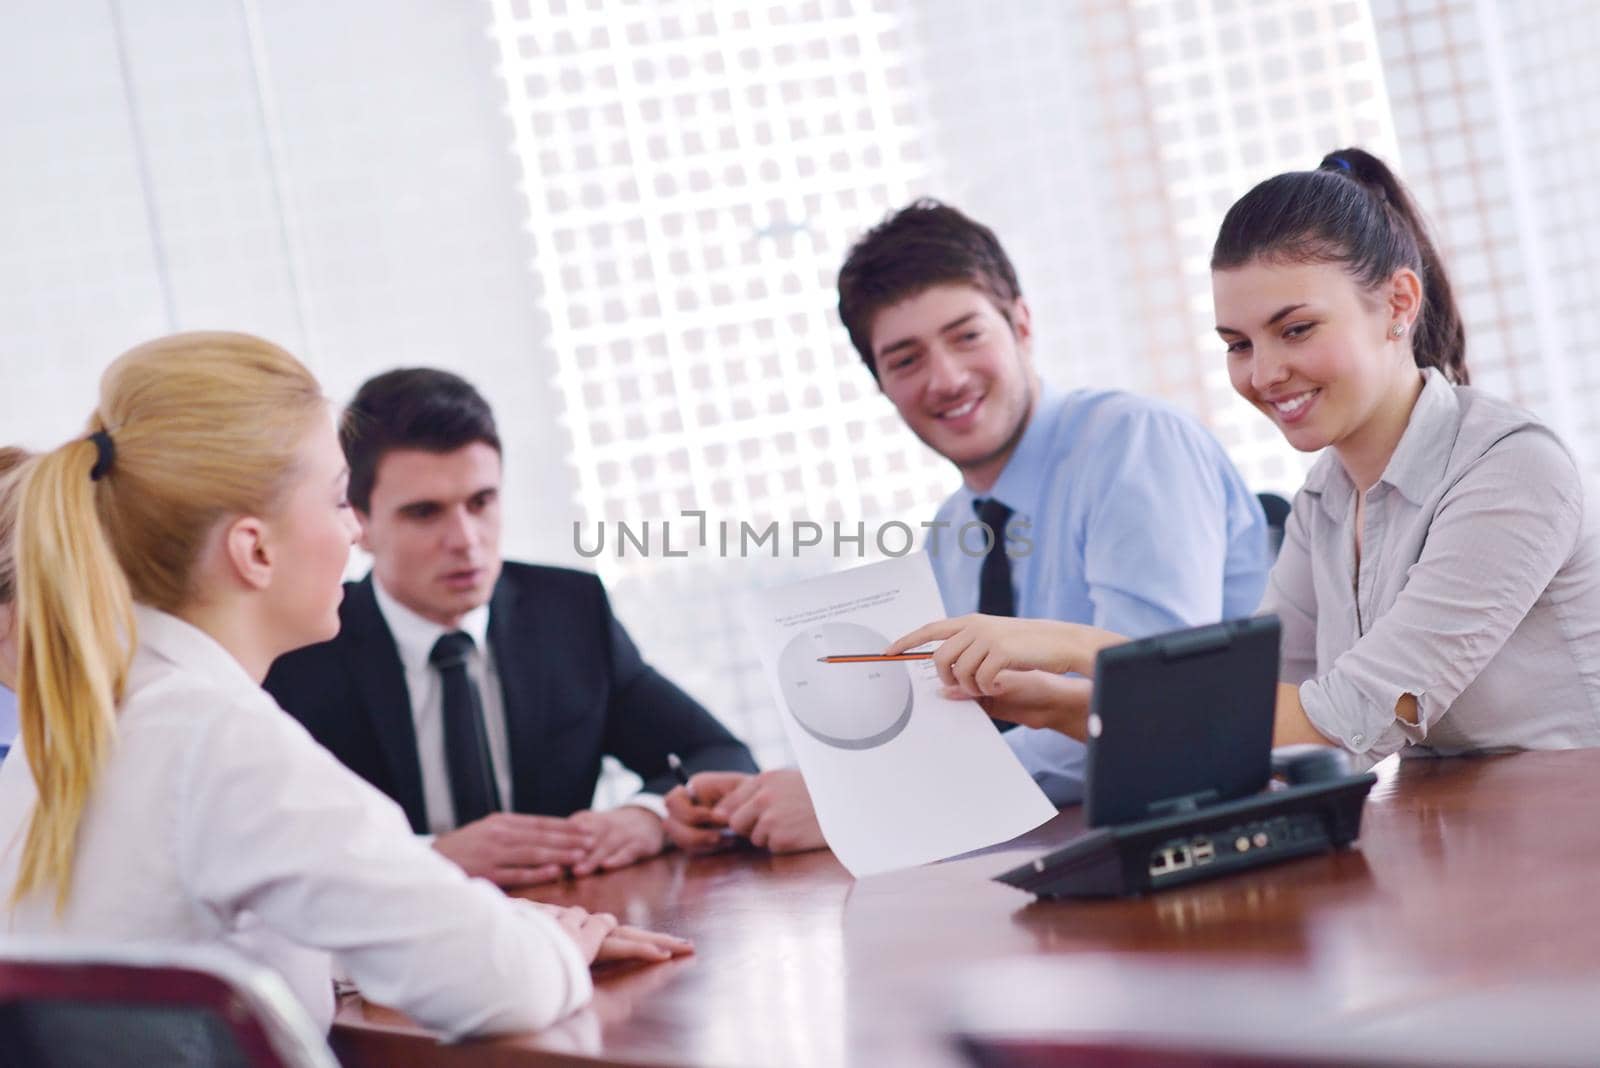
816 652 935 664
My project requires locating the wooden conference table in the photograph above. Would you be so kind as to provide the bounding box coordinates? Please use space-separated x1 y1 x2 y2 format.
331 750 1600 1067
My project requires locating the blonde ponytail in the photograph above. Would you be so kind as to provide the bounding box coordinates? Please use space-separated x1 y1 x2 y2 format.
8 332 324 911
11 438 134 912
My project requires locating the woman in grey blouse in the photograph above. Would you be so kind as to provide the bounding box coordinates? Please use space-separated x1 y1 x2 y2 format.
891 148 1600 764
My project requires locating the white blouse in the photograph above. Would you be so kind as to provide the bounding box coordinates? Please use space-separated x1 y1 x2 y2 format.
0 606 592 1037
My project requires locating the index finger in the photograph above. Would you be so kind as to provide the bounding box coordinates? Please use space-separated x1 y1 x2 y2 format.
613 925 694 954
663 786 702 822
495 813 596 848
884 617 964 655
724 796 763 839
711 775 764 820
668 796 729 829
684 771 750 807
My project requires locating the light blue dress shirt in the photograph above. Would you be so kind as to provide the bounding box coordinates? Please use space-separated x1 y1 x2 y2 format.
926 386 1271 804
0 684 16 764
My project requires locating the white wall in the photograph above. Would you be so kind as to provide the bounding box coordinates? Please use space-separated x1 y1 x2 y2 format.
0 0 578 563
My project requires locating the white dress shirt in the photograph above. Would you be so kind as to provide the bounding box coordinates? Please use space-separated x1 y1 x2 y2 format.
0 606 592 1037
372 579 510 835
370 577 666 832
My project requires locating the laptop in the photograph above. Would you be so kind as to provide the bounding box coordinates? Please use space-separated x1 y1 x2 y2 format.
997 616 1376 897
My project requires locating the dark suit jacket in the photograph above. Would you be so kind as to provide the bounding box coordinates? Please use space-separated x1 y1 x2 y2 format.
263 562 756 833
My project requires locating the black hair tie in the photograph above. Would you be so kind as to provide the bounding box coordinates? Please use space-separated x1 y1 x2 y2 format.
88 429 116 482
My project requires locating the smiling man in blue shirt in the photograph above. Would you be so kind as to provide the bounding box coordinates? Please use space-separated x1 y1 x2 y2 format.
662 199 1270 853
838 199 1270 803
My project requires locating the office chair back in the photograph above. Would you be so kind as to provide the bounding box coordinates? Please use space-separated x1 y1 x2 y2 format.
1256 492 1291 559
0 941 338 1068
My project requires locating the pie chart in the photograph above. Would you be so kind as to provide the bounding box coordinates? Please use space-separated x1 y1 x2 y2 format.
777 622 914 750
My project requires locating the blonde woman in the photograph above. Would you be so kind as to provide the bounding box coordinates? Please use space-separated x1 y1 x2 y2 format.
0 334 689 1037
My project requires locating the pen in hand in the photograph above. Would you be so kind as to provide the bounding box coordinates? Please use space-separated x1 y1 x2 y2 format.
668 752 741 841
816 651 935 664
667 752 699 804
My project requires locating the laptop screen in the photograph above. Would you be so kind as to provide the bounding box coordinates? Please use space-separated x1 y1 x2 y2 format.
1084 615 1280 827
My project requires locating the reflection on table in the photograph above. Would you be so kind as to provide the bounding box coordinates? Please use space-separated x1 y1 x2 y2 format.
334 750 1600 1067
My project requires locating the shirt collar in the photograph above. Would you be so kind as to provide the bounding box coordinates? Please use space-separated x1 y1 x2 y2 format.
1300 442 1354 522
1376 368 1460 505
956 384 1065 521
371 574 491 675
1301 368 1459 516
132 604 263 697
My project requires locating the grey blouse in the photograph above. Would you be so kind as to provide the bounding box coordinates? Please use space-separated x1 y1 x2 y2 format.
1261 368 1600 762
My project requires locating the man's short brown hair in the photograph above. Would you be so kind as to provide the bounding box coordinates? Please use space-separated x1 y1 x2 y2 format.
836 199 1022 378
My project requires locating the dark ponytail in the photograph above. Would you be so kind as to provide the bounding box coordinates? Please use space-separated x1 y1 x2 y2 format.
1211 147 1468 385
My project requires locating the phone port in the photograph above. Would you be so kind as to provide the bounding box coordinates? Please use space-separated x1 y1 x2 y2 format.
1191 839 1215 865
1169 845 1193 871
1148 848 1176 876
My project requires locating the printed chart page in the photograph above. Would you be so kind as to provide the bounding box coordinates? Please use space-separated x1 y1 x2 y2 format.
745 552 1055 877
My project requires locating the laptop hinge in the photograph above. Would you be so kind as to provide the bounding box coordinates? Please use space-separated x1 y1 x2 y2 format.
1146 788 1220 817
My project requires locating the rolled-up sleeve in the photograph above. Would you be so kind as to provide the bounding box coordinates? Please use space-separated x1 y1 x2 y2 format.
1298 428 1583 759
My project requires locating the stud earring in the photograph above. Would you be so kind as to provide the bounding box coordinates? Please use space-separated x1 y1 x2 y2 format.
1390 322 1405 338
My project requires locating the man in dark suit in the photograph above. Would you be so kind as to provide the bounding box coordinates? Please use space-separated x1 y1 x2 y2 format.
265 369 754 887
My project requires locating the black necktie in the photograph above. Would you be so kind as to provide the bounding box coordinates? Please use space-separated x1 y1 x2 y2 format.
429 631 500 828
974 498 1017 733
974 497 1016 618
